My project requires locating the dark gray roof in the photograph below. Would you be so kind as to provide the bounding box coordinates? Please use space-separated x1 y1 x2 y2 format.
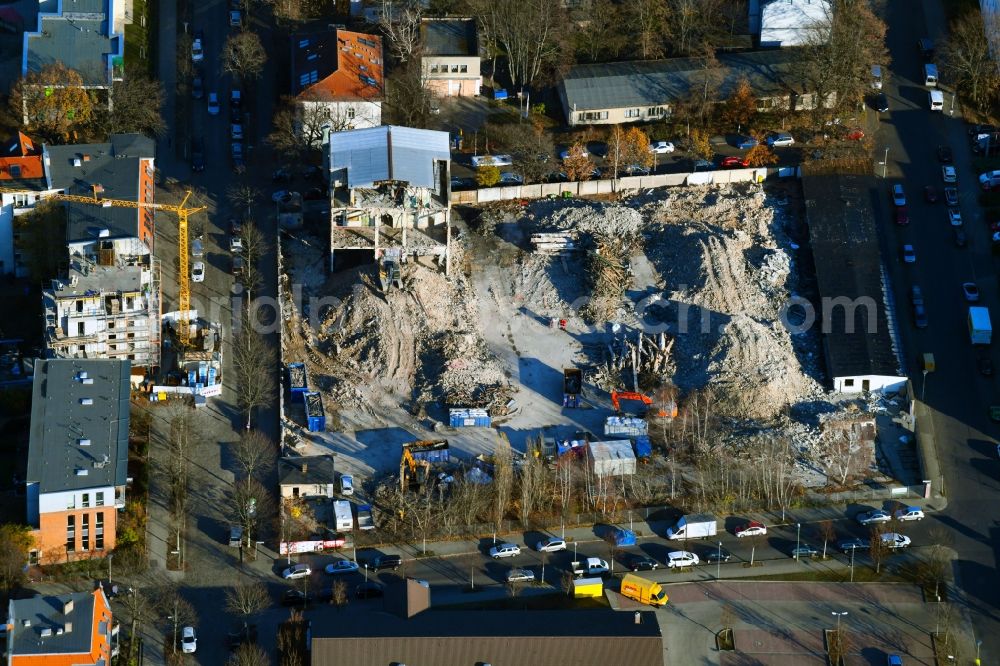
290 30 339 96
330 125 449 189
801 165 899 380
421 19 478 56
45 135 154 243
8 590 103 657
25 2 122 87
278 455 335 486
561 49 806 111
311 609 662 666
27 359 130 494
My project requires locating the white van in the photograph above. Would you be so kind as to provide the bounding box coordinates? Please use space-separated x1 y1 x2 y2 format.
929 90 944 112
980 170 1000 190
871 65 883 90
924 63 938 87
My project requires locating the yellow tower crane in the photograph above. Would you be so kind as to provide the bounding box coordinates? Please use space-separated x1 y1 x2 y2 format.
42 188 206 343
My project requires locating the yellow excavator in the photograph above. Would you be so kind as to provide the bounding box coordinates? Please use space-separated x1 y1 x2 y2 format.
400 447 430 491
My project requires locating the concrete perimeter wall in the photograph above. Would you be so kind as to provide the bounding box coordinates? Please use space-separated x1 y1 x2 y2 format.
450 166 800 205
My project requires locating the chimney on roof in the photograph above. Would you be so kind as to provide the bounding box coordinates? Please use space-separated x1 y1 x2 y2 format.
64 622 72 633
301 463 308 474
63 599 74 615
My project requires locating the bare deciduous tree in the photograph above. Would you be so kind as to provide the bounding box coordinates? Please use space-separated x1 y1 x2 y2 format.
818 520 836 559
93 68 166 137
231 312 275 430
492 436 514 532
228 643 268 666
471 0 568 89
227 184 261 221
223 33 268 81
331 579 349 610
571 0 626 63
232 430 274 479
940 10 1000 115
117 585 154 664
379 0 423 63
231 477 275 555
625 0 668 60
225 581 269 631
155 586 197 656
868 526 889 574
487 120 555 185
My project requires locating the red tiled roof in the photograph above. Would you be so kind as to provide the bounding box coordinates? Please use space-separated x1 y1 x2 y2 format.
0 132 44 180
299 30 384 102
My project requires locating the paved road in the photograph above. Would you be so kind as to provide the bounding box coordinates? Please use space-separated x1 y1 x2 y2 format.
878 0 1000 660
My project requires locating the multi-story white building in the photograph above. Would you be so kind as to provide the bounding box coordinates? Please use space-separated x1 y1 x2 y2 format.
43 254 160 369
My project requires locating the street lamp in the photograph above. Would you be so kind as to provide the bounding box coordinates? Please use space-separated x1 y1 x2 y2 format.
882 147 889 178
717 541 723 580
849 546 855 582
832 611 848 633
795 523 801 560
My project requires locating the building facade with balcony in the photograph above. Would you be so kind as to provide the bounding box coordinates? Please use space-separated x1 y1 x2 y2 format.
26 359 130 565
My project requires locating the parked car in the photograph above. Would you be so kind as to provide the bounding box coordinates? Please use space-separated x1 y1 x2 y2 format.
281 589 311 607
733 135 758 150
891 183 906 206
191 71 204 100
937 145 953 162
856 509 890 525
450 177 475 190
902 244 916 263
944 187 958 206
340 474 354 496
229 9 242 26
923 186 938 203
894 506 925 521
191 137 205 172
192 31 204 62
282 564 311 580
489 543 521 559
968 123 998 137
649 140 675 154
304 187 328 200
181 627 197 654
230 236 244 253
535 538 566 553
735 520 767 538
942 165 957 183
917 37 934 58
881 533 912 549
791 545 820 559
953 227 967 247
191 261 205 283
666 551 700 568
766 132 794 147
324 559 360 575
207 92 220 115
948 209 963 226
499 172 524 184
692 159 714 172
231 89 242 114
354 582 384 599
558 147 586 160
910 285 924 306
913 303 928 329
272 168 293 183
231 142 244 170
625 554 659 572
505 568 535 583
720 156 749 168
232 255 245 277
622 164 651 176
873 92 889 112
702 547 732 564
368 554 402 571
895 206 909 225
962 282 980 302
838 538 869 553
231 123 243 140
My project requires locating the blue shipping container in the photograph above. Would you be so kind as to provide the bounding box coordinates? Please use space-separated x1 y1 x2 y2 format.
634 436 652 458
449 408 491 428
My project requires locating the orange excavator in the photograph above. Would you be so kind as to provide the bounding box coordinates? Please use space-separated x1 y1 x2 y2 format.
611 390 677 419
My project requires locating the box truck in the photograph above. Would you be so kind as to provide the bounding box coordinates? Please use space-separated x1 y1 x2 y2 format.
620 574 668 607
969 306 992 345
666 513 718 540
333 500 353 532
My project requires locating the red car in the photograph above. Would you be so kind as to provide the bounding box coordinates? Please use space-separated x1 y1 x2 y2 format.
735 520 767 538
720 156 749 168
924 186 938 203
895 206 909 225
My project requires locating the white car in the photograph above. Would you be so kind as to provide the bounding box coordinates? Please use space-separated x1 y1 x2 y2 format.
735 521 767 538
505 568 535 583
962 283 980 302
191 261 205 283
230 237 244 253
324 559 360 575
766 132 795 147
191 35 204 63
489 543 521 559
181 626 197 654
340 474 354 496
881 533 911 549
231 123 243 140
856 510 891 525
649 141 675 154
941 165 957 183
207 92 220 115
948 208 963 226
559 147 588 160
535 538 567 553
894 507 925 522
282 564 312 579
667 551 700 568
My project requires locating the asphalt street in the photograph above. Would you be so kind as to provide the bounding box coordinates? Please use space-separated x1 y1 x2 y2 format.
879 0 1000 660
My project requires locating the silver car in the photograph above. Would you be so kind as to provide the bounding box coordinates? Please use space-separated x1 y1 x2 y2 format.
505 568 535 583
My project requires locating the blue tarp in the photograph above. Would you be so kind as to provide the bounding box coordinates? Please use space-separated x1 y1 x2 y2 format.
612 528 636 547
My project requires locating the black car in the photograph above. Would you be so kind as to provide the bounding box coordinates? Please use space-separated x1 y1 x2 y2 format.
368 554 402 571
450 177 476 190
227 624 258 650
229 217 242 236
191 70 204 100
936 145 953 163
281 589 309 607
872 93 889 113
625 555 659 572
191 138 205 172
917 37 934 59
968 123 998 136
838 538 869 553
979 352 994 377
953 227 967 248
702 547 733 564
355 582 384 599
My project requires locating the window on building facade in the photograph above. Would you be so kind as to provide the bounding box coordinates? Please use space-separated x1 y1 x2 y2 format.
430 64 439 73
460 65 468 73
96 491 104 507
451 64 459 73
66 515 75 551
624 108 640 118
648 106 667 117
579 111 609 121
82 493 90 508
77 322 85 335
95 513 104 550
347 108 356 119
81 514 89 551
76 300 83 313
